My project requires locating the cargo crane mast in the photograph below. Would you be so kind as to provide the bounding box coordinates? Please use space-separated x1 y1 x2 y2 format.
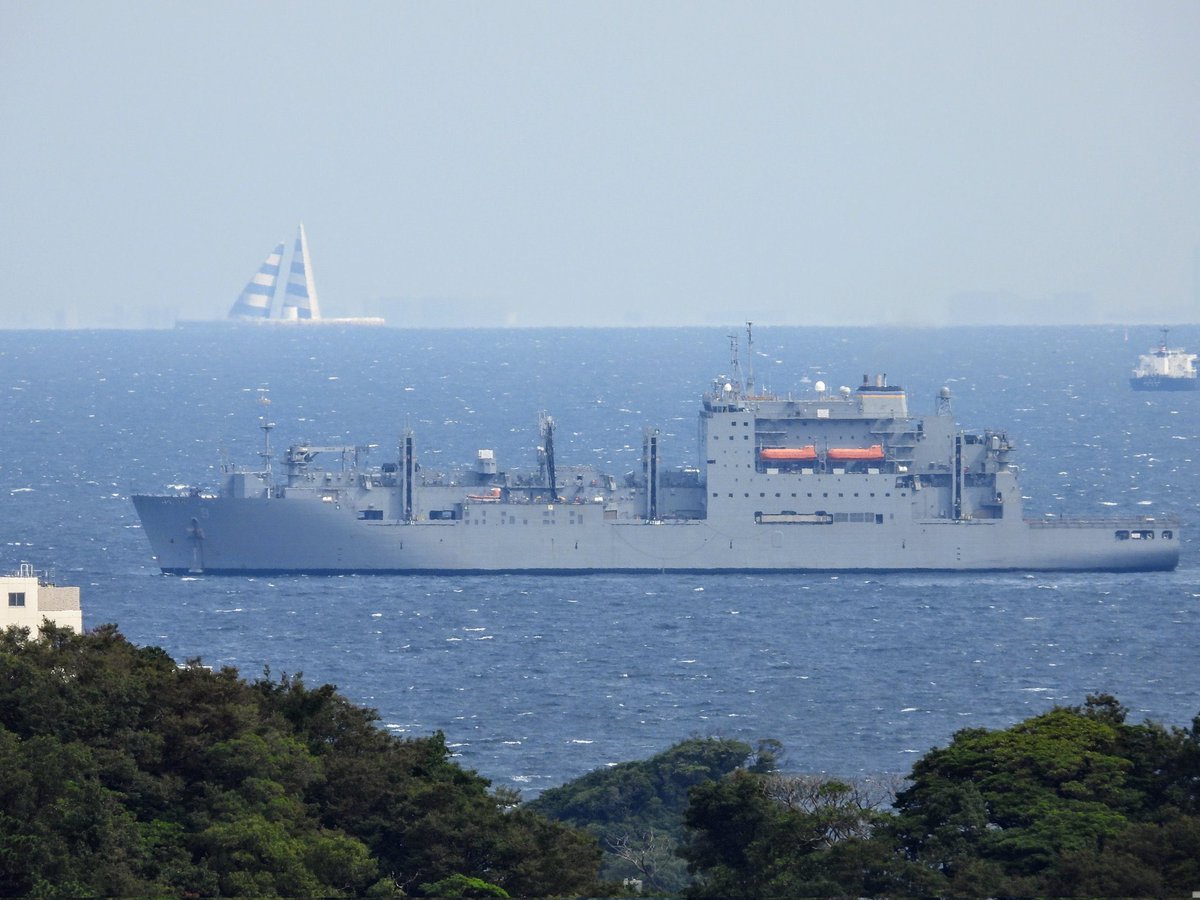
539 412 556 498
643 427 660 521
399 428 415 523
257 394 274 494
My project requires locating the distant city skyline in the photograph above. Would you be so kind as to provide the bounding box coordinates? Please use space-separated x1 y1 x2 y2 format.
2 2 1198 329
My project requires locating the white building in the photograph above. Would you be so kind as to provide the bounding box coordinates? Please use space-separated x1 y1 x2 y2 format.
1 563 83 634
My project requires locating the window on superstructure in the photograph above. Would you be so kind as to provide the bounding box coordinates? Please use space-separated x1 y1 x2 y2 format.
9 592 25 607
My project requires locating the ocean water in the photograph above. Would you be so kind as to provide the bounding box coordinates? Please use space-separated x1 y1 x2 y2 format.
2 325 1198 795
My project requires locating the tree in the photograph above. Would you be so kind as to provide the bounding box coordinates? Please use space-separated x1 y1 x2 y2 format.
885 695 1200 896
528 736 754 892
0 624 602 898
680 768 893 899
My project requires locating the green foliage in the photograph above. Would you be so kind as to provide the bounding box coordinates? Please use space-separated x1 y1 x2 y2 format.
678 693 1200 899
531 736 752 829
680 770 893 899
420 872 509 897
0 623 601 898
528 736 753 892
886 693 1200 894
9 621 1197 899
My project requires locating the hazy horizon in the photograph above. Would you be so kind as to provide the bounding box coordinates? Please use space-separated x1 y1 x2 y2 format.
3 2 1198 330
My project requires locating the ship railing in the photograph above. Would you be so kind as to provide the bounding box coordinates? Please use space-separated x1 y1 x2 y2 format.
1026 515 1183 528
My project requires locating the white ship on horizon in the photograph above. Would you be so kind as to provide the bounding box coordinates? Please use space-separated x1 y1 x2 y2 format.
1130 328 1197 391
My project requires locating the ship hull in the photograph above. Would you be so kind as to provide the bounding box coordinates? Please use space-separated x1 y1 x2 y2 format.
132 495 1180 575
1129 376 1199 391
133 344 1182 577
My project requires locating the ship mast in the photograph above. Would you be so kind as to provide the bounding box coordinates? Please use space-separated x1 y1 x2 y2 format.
728 332 743 398
745 321 755 397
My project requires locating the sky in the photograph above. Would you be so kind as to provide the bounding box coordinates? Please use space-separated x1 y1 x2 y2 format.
1 1 1198 329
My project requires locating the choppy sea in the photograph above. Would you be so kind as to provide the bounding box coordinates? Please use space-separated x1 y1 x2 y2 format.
2 325 1197 795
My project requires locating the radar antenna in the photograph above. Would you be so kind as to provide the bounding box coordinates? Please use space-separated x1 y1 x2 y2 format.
937 386 952 416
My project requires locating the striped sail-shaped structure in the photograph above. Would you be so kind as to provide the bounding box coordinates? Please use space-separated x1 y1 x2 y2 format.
279 224 322 321
228 241 285 319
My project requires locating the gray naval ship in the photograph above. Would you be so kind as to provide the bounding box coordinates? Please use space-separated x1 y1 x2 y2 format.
133 343 1180 575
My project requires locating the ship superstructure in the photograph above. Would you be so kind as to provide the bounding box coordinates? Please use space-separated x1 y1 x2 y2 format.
133 335 1180 574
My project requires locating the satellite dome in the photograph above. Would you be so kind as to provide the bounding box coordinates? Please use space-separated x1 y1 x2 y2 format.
814 380 826 393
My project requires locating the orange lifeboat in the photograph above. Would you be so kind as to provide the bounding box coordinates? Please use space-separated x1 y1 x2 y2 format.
467 487 502 502
827 444 885 461
760 446 817 461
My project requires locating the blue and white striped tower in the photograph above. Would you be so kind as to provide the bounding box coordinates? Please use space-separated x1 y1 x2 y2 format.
228 241 284 319
280 224 322 321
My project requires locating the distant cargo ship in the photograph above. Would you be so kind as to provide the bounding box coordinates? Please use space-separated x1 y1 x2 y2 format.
133 329 1179 575
1130 329 1197 391
178 224 385 327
